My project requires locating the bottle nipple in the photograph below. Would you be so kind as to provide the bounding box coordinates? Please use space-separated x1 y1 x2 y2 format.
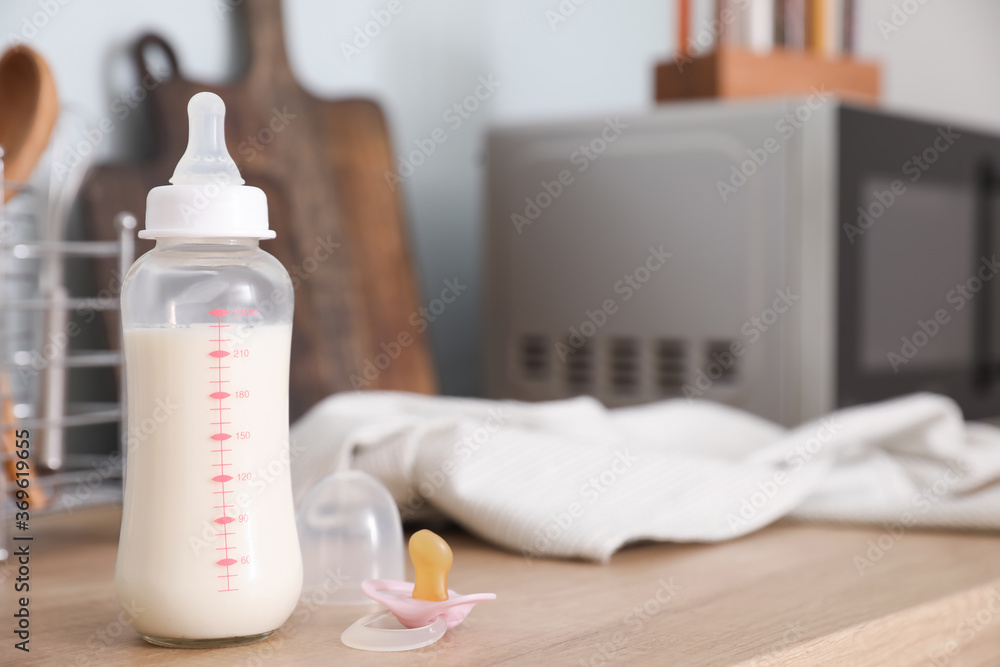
141 91 273 240
169 91 244 186
409 530 452 602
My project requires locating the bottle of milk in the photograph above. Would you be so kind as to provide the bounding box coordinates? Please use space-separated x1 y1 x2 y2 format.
116 92 302 648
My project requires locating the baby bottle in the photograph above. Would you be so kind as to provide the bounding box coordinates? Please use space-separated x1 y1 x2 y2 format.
115 92 302 648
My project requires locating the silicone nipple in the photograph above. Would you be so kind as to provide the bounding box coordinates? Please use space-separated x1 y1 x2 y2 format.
169 91 244 186
409 530 452 602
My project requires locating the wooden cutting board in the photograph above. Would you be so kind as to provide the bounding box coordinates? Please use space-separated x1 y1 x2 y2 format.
81 0 435 420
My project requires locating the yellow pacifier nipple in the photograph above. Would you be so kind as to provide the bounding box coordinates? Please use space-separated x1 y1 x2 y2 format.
409 529 452 602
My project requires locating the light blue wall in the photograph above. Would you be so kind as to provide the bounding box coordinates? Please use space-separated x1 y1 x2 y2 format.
3 0 999 396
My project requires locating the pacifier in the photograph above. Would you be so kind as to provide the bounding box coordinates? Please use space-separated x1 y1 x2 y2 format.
341 530 496 651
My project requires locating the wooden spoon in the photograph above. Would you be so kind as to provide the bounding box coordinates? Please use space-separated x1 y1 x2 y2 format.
0 44 58 202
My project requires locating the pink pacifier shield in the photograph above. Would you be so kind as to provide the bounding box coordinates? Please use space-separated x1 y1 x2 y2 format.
361 579 496 629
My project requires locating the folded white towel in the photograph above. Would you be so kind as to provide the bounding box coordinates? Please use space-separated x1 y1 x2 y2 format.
290 391 1000 562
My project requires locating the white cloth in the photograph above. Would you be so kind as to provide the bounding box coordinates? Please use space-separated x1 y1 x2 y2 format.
290 391 1000 562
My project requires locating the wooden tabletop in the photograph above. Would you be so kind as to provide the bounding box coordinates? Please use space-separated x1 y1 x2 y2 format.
4 505 1000 666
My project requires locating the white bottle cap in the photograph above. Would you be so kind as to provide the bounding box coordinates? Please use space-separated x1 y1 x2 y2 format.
140 92 274 239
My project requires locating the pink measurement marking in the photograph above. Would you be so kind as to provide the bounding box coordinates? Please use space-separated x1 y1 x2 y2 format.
210 308 240 593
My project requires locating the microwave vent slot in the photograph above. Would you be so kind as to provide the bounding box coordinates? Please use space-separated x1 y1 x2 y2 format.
565 340 594 391
656 339 686 394
610 337 640 395
520 334 550 381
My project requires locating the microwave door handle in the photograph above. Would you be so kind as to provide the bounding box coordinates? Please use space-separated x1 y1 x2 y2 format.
974 160 996 390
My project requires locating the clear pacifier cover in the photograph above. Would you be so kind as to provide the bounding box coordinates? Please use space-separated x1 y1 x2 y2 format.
296 470 405 605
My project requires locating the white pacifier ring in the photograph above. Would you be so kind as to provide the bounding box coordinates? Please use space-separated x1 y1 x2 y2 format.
341 611 448 652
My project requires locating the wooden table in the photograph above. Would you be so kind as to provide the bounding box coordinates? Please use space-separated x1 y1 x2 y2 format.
4 506 1000 666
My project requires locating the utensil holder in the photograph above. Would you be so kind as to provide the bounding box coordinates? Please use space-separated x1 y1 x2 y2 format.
0 166 137 517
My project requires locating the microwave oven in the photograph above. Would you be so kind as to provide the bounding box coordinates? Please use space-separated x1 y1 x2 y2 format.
484 97 1000 425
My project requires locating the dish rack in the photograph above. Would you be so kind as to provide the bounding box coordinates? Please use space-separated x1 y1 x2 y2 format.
0 140 137 546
